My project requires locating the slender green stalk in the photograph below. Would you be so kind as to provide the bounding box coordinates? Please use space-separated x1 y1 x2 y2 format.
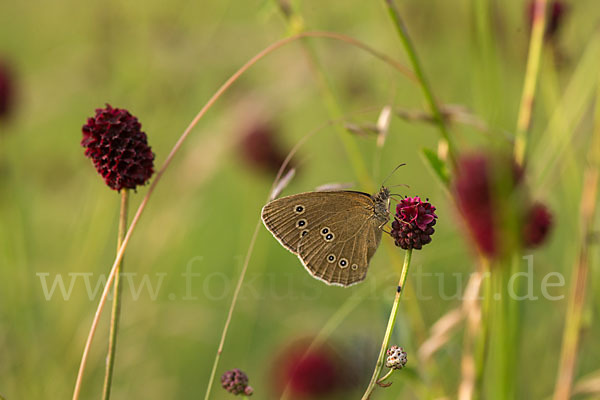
513 0 548 166
101 189 129 400
383 0 457 167
361 249 413 400
377 369 395 385
552 79 600 400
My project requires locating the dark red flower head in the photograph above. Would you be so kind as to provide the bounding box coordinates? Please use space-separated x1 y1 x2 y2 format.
523 203 552 247
81 104 154 191
391 196 437 250
221 368 254 396
0 61 14 120
238 122 291 175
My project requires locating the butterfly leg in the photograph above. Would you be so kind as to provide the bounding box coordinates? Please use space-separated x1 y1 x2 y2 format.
378 220 389 230
381 228 394 236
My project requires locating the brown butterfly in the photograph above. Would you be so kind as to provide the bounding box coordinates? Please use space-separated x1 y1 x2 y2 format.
261 187 391 287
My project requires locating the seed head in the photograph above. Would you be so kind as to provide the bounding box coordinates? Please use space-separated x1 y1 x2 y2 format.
385 346 407 370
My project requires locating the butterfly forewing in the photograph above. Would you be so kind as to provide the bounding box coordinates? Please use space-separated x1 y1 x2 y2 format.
261 191 372 254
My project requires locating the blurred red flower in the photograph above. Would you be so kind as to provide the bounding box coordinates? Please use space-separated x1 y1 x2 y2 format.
271 339 354 399
238 122 292 175
0 61 15 120
452 152 552 258
523 202 553 247
453 154 500 257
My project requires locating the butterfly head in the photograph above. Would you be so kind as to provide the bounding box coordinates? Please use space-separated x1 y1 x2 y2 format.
372 186 391 223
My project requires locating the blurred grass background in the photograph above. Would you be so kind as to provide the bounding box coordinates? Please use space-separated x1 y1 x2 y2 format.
1 0 599 399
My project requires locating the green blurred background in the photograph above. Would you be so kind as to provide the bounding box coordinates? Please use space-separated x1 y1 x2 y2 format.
1 0 599 399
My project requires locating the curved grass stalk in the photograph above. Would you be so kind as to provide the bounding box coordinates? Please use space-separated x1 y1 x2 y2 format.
71 31 415 400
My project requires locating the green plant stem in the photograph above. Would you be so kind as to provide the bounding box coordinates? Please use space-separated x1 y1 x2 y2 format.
552 78 600 400
101 189 129 400
383 0 457 167
377 369 395 384
361 249 412 400
514 0 548 166
487 262 516 400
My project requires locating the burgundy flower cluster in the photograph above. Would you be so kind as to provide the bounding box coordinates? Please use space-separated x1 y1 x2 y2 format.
453 153 552 258
221 368 254 396
391 197 438 250
81 104 154 191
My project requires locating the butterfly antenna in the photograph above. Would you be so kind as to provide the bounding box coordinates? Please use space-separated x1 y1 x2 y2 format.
387 183 410 189
381 163 406 186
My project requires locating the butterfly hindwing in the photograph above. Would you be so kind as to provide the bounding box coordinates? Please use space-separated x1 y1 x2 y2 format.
297 206 382 286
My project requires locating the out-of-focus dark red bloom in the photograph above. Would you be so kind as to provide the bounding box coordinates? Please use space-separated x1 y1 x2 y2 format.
527 1 567 41
271 340 351 399
453 153 553 258
391 196 437 250
0 61 14 120
238 122 291 175
546 1 567 38
81 104 154 191
453 155 498 257
523 202 552 247
221 368 254 396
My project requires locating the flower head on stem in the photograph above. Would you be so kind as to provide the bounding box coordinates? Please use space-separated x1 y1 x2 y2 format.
221 369 254 396
81 104 154 191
